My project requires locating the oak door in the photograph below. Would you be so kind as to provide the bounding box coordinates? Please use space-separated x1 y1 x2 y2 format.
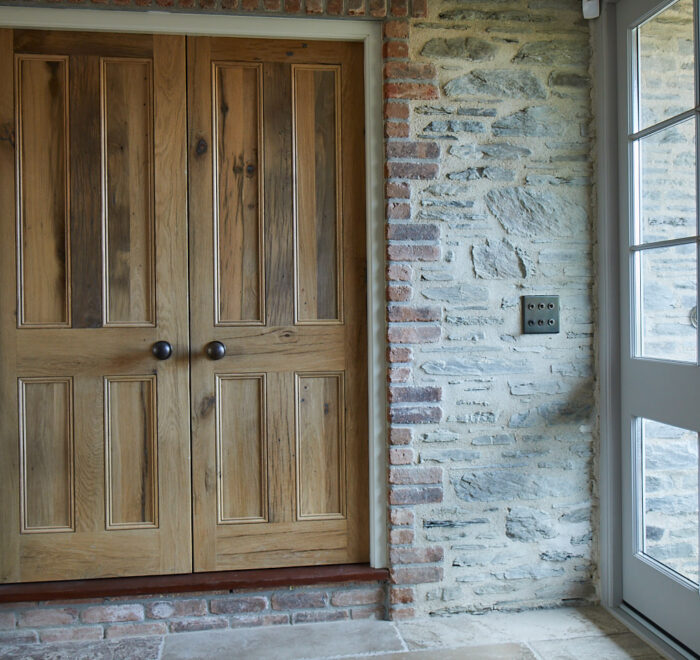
188 37 369 571
0 30 192 582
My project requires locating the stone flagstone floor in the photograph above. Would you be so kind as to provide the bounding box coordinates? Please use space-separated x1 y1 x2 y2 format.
0 606 666 659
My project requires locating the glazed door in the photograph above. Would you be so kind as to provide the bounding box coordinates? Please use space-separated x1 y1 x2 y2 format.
0 30 192 582
188 37 369 570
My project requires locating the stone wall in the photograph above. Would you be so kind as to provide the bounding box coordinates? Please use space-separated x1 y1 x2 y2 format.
0 0 599 639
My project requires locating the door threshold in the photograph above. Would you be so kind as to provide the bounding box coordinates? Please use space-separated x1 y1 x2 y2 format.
0 564 389 604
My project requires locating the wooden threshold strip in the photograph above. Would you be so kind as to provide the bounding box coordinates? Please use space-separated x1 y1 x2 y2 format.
0 564 389 604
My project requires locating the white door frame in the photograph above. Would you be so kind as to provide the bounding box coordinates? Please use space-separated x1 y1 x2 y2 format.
0 6 388 569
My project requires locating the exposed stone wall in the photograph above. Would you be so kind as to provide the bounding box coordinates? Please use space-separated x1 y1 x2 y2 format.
0 0 599 636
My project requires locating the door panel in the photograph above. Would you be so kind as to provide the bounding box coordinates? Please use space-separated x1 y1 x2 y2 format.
189 37 368 571
0 30 192 582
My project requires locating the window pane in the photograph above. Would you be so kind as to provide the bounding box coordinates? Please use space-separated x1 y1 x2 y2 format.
638 118 697 244
636 243 697 362
638 0 695 131
641 418 699 585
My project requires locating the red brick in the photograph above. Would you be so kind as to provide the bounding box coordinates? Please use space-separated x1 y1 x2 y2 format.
386 142 439 160
293 610 348 623
383 41 409 59
390 546 444 564
351 606 385 619
387 284 412 302
155 0 174 6
0 630 39 644
145 600 207 619
387 223 439 241
229 613 289 628
81 604 144 624
389 466 442 484
386 162 438 180
390 587 415 604
39 627 104 642
390 405 442 423
210 596 268 615
387 202 410 220
0 612 15 629
263 0 281 8
384 83 439 100
326 0 342 13
385 122 410 139
284 0 301 11
221 0 238 7
330 587 384 607
198 0 216 7
170 616 228 633
387 325 440 343
18 608 77 628
389 0 407 15
305 0 323 12
271 591 326 610
384 20 409 39
387 346 413 363
390 508 414 526
387 263 412 282
384 62 436 81
369 0 386 16
387 305 441 322
389 485 443 505
389 427 413 444
389 385 441 403
386 181 410 198
347 0 364 13
391 566 443 584
387 244 440 262
390 606 416 619
411 0 427 17
389 528 414 544
241 0 259 9
388 367 411 383
390 447 414 465
106 622 168 639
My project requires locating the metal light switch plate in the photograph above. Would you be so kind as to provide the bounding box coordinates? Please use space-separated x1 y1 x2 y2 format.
522 295 560 334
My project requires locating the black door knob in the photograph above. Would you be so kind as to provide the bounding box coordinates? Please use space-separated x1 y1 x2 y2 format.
206 341 226 360
152 341 173 360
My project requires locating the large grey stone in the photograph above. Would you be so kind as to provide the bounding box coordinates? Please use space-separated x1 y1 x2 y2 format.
422 358 529 377
449 167 515 182
477 143 532 160
492 106 563 137
506 507 556 542
445 70 546 100
422 285 489 307
472 239 527 279
472 434 515 446
486 187 586 238
513 41 589 66
421 37 497 61
453 470 580 502
537 401 593 425
424 120 486 134
549 71 590 88
496 565 565 580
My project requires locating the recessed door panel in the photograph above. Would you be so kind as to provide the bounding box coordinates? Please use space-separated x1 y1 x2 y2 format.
16 56 70 328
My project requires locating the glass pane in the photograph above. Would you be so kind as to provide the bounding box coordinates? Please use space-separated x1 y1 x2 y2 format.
637 243 698 362
641 418 699 585
638 0 695 131
638 118 697 244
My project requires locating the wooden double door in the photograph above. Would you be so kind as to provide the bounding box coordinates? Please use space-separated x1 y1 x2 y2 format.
0 30 368 583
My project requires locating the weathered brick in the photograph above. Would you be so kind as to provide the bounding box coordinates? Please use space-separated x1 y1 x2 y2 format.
169 616 228 633
390 606 416 619
386 181 410 198
389 0 407 16
389 427 413 445
221 0 238 8
390 508 414 526
390 406 442 423
387 325 440 343
262 0 281 8
385 122 410 139
305 0 323 12
386 142 439 160
387 346 413 363
383 19 409 39
81 604 144 624
388 224 439 242
18 608 77 628
383 41 409 59
389 485 443 505
411 0 426 17
241 0 259 9
384 62 436 81
387 202 410 219
391 566 443 585
384 83 439 101
326 0 342 12
271 591 326 610
386 162 439 180
0 612 15 629
0 630 39 644
387 284 412 302
387 263 412 282
351 606 385 620
293 610 348 624
346 0 364 14
369 0 386 17
387 305 441 322
330 587 384 607
145 600 207 619
106 622 168 639
387 244 440 262
389 385 441 403
210 596 268 615
389 466 442 484
388 366 411 383
390 447 414 465
283 0 300 11
229 613 289 628
390 546 444 564
389 528 415 544
39 627 104 642
390 587 415 605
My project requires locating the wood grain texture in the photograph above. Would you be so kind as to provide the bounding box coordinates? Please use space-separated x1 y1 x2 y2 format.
216 375 267 523
16 55 70 327
294 66 341 323
214 63 264 325
104 376 158 528
19 378 74 532
102 58 155 326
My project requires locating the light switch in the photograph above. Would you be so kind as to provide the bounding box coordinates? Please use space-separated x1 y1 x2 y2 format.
522 295 560 334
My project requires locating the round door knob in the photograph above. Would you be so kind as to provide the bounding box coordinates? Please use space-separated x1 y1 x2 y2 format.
206 341 226 360
152 341 173 360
